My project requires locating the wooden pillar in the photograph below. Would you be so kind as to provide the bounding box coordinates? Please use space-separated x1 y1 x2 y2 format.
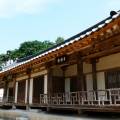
3 81 8 101
65 78 70 93
77 55 84 91
29 78 33 104
44 74 48 94
92 59 97 91
12 74 16 109
13 75 16 101
26 67 32 110
15 82 18 103
47 68 53 94
25 79 28 104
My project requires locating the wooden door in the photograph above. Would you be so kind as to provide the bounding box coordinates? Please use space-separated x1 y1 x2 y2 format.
8 88 13 97
17 80 26 103
8 88 13 102
106 70 120 89
70 76 86 92
52 76 65 93
105 70 120 103
33 75 44 103
70 76 77 92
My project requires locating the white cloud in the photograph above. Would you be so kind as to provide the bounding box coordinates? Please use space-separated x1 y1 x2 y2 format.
0 0 60 18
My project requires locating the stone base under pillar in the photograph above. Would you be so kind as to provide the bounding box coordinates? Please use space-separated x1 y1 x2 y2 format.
26 105 30 111
12 104 16 110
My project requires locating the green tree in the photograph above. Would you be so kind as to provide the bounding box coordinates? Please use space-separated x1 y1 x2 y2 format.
6 50 12 61
0 54 8 66
55 37 64 44
42 40 55 50
18 40 54 58
0 37 64 67
9 49 20 61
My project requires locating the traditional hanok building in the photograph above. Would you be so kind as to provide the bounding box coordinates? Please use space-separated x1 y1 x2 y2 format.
0 10 120 112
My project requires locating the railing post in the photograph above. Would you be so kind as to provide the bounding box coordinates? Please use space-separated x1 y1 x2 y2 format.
109 89 112 105
81 91 84 105
78 92 81 105
40 88 120 108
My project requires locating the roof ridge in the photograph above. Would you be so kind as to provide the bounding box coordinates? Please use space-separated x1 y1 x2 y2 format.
17 12 114 63
1 10 120 74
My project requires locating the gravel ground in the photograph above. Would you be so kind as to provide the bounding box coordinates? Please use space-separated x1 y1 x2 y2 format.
0 109 120 120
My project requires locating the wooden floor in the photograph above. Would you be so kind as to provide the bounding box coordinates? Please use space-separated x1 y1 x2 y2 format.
2 88 120 112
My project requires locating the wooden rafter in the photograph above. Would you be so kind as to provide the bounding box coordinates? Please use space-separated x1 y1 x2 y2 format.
0 17 120 78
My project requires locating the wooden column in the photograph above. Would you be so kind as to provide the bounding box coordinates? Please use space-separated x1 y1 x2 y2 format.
27 78 30 106
29 78 33 104
12 74 16 109
44 74 48 94
92 59 97 91
25 79 28 104
77 55 84 91
47 68 53 94
15 82 18 103
13 74 16 102
26 67 32 110
3 81 8 101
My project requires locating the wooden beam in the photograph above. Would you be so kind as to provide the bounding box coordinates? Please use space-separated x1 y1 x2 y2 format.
1 17 120 79
83 45 120 60
82 32 120 59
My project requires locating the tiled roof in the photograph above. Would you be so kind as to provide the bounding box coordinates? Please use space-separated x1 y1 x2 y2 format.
0 11 120 74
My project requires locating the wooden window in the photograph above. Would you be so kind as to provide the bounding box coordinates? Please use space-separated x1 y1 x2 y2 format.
105 70 120 89
52 76 65 93
70 76 77 92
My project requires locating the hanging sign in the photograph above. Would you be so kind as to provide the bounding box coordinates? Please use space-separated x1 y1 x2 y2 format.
56 55 67 64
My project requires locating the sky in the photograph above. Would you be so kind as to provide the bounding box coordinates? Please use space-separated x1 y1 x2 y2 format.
0 0 120 54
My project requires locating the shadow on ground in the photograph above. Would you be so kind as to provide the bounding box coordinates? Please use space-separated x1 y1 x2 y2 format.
46 109 120 120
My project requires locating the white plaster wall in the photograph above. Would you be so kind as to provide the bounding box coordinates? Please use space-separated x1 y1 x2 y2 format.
86 74 93 91
52 67 63 76
97 72 105 90
65 64 77 77
83 62 92 74
65 78 70 101
16 76 28 81
86 74 93 100
97 72 106 100
16 70 47 81
97 53 120 71
8 81 14 88
65 78 70 93
31 70 47 78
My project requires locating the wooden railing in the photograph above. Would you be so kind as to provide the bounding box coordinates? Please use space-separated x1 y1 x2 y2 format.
40 88 120 106
0 96 14 104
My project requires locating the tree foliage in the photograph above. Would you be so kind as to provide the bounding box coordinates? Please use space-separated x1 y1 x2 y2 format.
0 37 64 69
55 37 64 44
